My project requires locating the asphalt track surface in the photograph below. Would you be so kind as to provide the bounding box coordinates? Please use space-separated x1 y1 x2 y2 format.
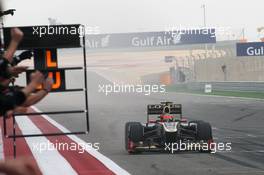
36 71 264 175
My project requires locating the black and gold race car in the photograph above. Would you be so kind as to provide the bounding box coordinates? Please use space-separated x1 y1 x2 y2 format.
125 102 213 153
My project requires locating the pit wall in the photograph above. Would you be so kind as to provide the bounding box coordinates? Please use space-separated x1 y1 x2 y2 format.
194 56 264 81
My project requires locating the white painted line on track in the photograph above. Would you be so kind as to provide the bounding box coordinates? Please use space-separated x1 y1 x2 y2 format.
31 106 131 175
246 134 257 138
16 116 78 175
0 129 4 160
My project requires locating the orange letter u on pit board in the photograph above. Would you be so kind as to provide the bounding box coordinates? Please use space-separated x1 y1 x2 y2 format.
48 72 61 89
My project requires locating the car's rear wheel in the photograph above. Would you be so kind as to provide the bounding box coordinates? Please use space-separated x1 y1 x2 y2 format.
125 122 143 154
189 120 213 152
196 121 212 140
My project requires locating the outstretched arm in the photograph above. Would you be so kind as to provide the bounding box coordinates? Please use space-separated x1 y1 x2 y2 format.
3 28 24 62
0 158 42 175
21 77 53 107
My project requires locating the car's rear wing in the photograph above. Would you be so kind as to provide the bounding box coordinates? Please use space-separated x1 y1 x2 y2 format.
147 102 182 115
147 102 182 123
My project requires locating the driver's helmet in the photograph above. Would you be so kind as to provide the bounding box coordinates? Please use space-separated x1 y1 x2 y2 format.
160 106 174 121
160 115 174 121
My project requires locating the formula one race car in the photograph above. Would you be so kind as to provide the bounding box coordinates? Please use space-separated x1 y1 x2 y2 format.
125 102 213 153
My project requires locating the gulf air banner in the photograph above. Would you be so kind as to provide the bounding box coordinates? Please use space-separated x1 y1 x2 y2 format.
237 42 264 56
86 29 216 49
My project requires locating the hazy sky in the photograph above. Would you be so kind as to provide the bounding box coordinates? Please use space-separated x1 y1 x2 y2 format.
2 0 264 41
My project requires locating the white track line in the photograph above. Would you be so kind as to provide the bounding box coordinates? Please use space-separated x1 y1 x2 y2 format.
0 128 4 160
31 106 131 175
16 116 78 175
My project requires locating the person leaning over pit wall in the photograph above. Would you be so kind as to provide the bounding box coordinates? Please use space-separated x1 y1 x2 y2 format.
0 30 44 175
0 1 45 173
0 27 53 117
